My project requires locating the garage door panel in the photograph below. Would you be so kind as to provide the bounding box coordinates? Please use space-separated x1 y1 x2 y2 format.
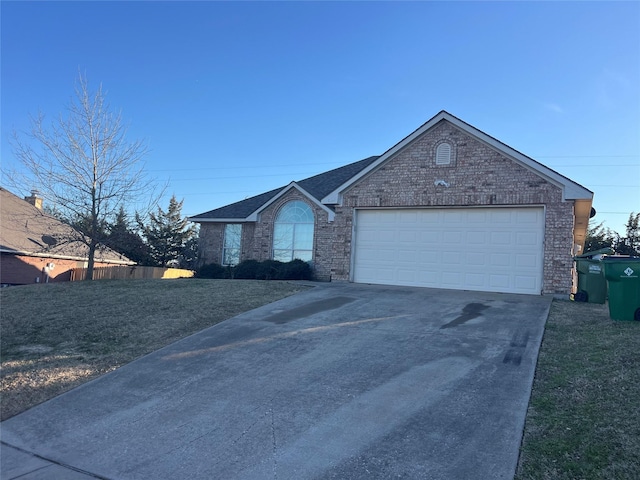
466 254 486 266
516 254 538 268
356 247 382 262
516 232 538 247
467 231 487 244
398 249 415 262
443 231 462 244
468 211 488 223
515 276 537 291
491 231 512 245
353 207 544 294
465 273 486 287
441 272 462 286
419 252 439 264
421 231 442 244
361 266 393 281
442 252 462 264
491 253 512 267
517 210 541 224
355 266 378 280
443 211 464 223
399 230 419 242
489 274 510 289
418 212 441 224
377 248 397 261
372 230 395 243
418 270 439 284
398 269 416 282
398 211 419 223
489 210 512 223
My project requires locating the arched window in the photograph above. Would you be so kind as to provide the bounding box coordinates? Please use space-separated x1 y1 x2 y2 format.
436 142 452 165
273 200 314 262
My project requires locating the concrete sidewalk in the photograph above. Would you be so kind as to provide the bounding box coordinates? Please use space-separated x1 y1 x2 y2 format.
1 283 551 479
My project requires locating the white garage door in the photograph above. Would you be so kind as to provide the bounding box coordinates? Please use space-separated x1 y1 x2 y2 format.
352 207 544 295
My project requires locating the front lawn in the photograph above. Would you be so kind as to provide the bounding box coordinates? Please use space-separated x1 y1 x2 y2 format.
0 279 306 421
3 281 639 479
516 300 640 479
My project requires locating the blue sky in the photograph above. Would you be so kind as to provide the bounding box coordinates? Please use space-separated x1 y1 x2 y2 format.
2 1 639 235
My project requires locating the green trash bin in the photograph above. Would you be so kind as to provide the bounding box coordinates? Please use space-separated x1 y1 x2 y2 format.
603 257 640 321
573 248 611 304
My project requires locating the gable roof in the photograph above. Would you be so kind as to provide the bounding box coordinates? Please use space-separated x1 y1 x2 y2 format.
190 110 593 248
322 110 593 204
190 155 379 222
0 187 133 264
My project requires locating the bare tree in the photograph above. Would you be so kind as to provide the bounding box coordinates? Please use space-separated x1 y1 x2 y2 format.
7 73 161 279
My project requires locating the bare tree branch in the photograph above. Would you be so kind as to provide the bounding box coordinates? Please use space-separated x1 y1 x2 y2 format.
5 72 165 279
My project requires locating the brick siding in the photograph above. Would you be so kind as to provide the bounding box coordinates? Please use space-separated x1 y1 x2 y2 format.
197 120 577 294
250 190 333 281
0 254 121 285
198 223 225 265
330 121 575 294
197 190 333 281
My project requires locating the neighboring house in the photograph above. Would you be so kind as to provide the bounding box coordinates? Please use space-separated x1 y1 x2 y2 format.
191 111 593 295
0 187 134 285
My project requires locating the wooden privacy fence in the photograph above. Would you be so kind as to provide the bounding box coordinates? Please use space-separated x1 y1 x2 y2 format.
70 266 194 281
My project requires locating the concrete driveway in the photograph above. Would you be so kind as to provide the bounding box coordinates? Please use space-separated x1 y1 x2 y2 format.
1 283 551 480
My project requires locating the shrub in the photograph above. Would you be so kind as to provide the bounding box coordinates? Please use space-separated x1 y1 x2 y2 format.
196 259 313 281
232 260 261 279
256 260 283 280
195 263 231 279
277 259 313 280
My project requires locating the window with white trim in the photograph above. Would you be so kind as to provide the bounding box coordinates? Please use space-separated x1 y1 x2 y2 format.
436 142 452 165
222 224 242 266
272 201 314 262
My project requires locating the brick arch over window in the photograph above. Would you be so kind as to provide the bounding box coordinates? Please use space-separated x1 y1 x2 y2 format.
272 200 314 262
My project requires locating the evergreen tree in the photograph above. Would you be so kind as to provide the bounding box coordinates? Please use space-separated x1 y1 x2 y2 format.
584 213 640 256
105 207 151 265
139 195 197 267
584 220 615 252
613 212 640 256
179 233 200 270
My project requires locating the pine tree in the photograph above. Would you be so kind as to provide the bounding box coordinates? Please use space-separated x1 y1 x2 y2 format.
180 234 200 270
613 212 640 256
105 207 151 265
139 196 197 267
584 221 615 252
585 213 640 256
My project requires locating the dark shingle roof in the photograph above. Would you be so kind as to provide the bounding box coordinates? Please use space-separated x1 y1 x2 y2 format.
296 156 379 200
190 156 379 220
190 187 284 220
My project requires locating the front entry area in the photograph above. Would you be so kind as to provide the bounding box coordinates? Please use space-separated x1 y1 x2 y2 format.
352 207 545 295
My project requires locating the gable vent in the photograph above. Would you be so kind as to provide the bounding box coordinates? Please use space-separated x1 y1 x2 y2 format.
436 143 452 165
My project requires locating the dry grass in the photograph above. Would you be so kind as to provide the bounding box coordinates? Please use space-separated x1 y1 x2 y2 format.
0 279 306 421
4 283 639 479
516 300 640 479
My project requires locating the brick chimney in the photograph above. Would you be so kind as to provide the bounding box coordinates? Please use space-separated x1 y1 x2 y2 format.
24 190 43 210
